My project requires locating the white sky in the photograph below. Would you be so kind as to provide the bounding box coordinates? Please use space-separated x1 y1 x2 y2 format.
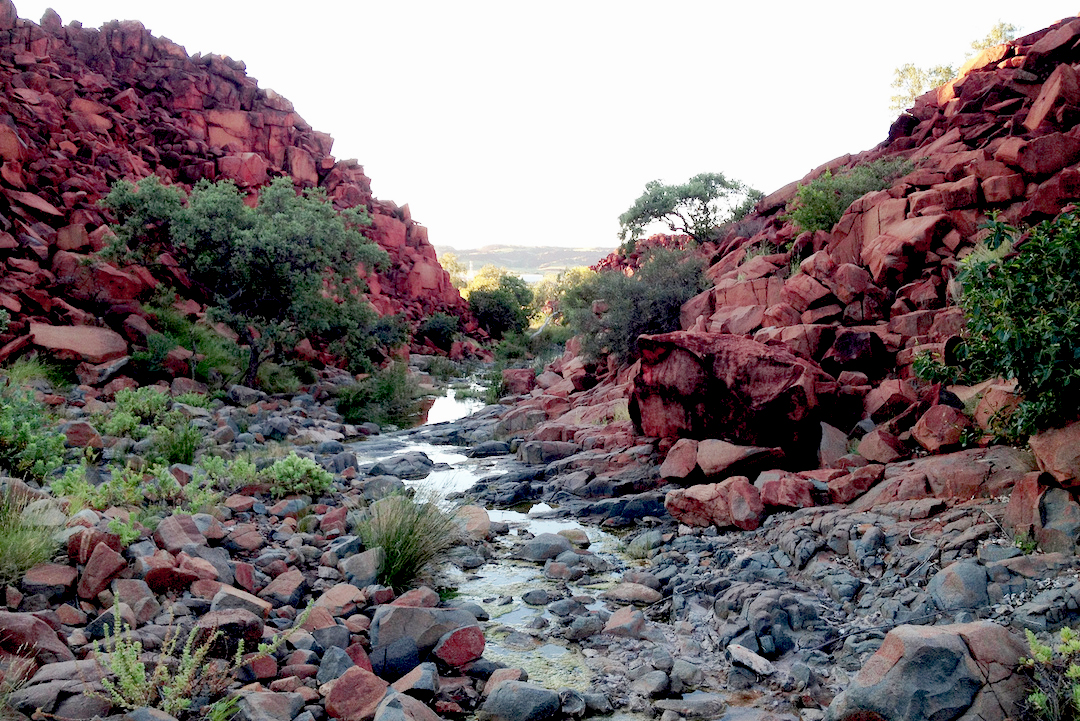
13 1 1080 250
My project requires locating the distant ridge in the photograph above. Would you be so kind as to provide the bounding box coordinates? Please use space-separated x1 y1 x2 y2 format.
434 244 616 277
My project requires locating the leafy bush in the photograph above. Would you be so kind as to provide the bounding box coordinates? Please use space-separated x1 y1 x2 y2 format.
419 313 459 351
173 392 210 408
107 517 142 547
1021 626 1080 721
104 177 391 387
199 455 257 490
956 213 1080 437
564 248 707 363
114 387 171 426
355 492 460 591
912 350 960 385
263 453 333 498
784 157 913 233
334 363 421 427
256 362 301 394
52 463 219 514
0 391 65 482
0 486 60 587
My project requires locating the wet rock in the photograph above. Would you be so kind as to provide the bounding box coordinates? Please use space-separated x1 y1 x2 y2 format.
516 533 573 562
479 681 561 721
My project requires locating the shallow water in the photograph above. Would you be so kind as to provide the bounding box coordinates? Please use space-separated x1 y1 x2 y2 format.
422 388 485 425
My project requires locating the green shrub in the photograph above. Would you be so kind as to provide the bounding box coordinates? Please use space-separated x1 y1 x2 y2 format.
334 363 421 427
956 212 1080 438
784 157 913 233
0 391 65 482
114 387 171 426
419 313 459 351
107 516 142 547
199 455 257 490
256 362 301 394
101 410 147 439
355 492 460 591
1020 626 1080 721
173 392 210 408
564 248 707 363
0 487 60 587
263 452 333 498
912 350 960 385
465 268 533 340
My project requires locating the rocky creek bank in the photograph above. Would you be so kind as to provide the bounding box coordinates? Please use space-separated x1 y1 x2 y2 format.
0 367 1078 721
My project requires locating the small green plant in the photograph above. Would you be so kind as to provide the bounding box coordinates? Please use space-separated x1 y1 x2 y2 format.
93 599 312 716
0 391 65 482
0 487 60 587
912 350 960 385
1015 531 1039 555
1020 626 1080 720
107 517 142 547
334 363 421 427
263 452 333 498
173 392 210 408
1 356 69 390
114 387 171 426
355 491 460 591
199 455 257 490
784 157 913 233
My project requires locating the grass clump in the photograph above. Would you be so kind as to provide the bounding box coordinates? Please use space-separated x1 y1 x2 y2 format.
152 423 202 465
334 363 421 428
263 452 333 498
784 157 913 233
1020 626 1080 720
0 487 60 587
356 491 460 591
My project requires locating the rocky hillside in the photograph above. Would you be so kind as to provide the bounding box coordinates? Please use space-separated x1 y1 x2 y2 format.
0 0 471 373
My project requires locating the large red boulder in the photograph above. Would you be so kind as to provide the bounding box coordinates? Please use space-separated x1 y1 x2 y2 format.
630 332 841 464
30 323 128 364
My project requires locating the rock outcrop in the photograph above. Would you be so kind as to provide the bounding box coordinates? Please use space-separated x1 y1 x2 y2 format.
0 0 471 372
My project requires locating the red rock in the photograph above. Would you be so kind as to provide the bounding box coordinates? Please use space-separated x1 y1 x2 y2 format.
392 587 440 608
937 175 978 209
1003 471 1045 537
631 332 839 463
911 405 972 453
757 473 817 508
696 439 784 478
861 215 951 285
29 323 127 364
433 625 485 667
857 429 907 464
779 273 832 313
154 514 207 553
864 380 918 422
326 666 389 721
829 464 885 504
664 476 764 531
659 438 698 480
258 568 306 607
1023 62 1080 133
1029 422 1080 486
21 563 78 596
77 542 126 599
981 174 1026 204
0 611 74 664
62 421 102 448
67 528 122 565
973 382 1021 432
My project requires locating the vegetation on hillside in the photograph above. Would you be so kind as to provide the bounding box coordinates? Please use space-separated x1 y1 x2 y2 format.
784 157 913 233
463 265 534 340
103 177 391 385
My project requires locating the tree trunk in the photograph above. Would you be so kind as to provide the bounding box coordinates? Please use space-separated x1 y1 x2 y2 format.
243 332 261 389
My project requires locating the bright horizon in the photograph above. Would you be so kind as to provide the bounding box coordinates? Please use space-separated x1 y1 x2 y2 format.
12 1 1080 250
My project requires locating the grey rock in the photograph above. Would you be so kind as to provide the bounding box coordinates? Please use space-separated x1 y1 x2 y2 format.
630 670 669 697
927 559 989 612
517 533 573 562
236 692 304 721
316 645 355 684
480 681 561 721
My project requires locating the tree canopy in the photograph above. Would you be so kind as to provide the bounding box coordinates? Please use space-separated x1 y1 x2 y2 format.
463 265 533 340
889 21 1018 114
103 176 390 385
617 173 762 253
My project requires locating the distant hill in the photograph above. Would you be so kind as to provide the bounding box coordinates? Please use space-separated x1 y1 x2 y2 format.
434 245 616 277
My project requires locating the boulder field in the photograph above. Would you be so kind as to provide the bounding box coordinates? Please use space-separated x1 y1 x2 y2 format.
0 0 479 377
466 12 1080 721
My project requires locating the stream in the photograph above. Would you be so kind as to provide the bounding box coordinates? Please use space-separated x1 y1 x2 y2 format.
342 388 652 716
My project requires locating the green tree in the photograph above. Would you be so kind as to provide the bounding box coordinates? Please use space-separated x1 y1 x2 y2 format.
439 252 468 289
104 177 390 386
889 22 1018 114
463 266 533 340
617 173 762 253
